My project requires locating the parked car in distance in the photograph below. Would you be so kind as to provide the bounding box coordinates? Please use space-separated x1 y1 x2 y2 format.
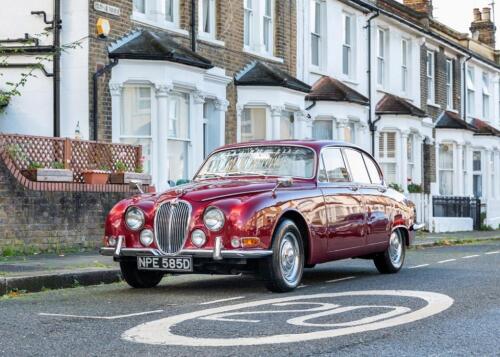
101 140 421 292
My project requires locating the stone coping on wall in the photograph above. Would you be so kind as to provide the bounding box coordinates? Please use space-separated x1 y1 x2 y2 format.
0 151 143 193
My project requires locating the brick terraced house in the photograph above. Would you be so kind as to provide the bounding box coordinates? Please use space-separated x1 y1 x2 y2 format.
0 0 499 233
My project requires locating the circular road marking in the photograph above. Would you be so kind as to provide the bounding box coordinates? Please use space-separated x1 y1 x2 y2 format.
122 290 453 347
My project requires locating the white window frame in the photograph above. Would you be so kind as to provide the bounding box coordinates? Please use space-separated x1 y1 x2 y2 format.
401 39 409 94
378 132 397 184
243 0 253 48
198 0 216 39
407 133 414 182
466 66 475 116
472 150 483 198
131 0 184 34
312 118 335 140
438 143 454 196
426 51 435 104
262 0 274 55
342 12 355 78
482 72 491 120
446 59 453 109
377 28 387 87
132 0 147 19
310 0 323 68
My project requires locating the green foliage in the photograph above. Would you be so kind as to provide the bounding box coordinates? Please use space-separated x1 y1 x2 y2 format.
479 212 494 231
115 160 127 173
388 183 404 193
51 161 65 169
27 161 44 170
6 144 27 162
407 183 423 193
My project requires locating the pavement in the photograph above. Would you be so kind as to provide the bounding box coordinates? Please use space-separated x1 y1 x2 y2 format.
0 241 499 356
0 230 499 295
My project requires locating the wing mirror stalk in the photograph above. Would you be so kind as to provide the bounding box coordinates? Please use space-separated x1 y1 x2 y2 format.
272 177 293 198
129 179 144 194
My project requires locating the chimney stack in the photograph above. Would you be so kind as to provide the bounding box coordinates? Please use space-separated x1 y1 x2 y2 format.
403 0 433 17
470 7 496 48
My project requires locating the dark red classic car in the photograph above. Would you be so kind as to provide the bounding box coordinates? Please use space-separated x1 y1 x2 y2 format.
101 140 422 292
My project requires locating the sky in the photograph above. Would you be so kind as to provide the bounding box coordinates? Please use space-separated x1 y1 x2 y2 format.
431 0 500 46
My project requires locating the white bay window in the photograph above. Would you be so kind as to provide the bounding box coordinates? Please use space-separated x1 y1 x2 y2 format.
121 86 153 174
312 119 334 140
168 92 190 183
439 143 453 196
241 108 267 142
379 132 396 184
280 111 295 139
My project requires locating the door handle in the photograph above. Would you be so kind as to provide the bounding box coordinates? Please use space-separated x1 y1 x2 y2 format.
349 185 359 192
377 186 387 193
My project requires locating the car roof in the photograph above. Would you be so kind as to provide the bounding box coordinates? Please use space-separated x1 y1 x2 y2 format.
218 140 367 154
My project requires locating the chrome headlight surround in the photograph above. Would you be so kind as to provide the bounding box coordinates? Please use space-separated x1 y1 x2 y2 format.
191 229 207 248
140 229 154 247
203 206 225 232
125 206 145 231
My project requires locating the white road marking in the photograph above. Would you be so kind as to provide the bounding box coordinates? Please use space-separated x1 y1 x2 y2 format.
39 310 164 320
326 276 356 283
122 290 454 347
437 259 456 264
200 296 245 305
297 285 309 289
462 255 480 259
408 264 430 269
485 251 500 255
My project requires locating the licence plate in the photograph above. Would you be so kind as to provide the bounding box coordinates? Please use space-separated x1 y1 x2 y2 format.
137 256 193 272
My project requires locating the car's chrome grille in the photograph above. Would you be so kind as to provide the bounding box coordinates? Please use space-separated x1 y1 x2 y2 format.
154 200 191 254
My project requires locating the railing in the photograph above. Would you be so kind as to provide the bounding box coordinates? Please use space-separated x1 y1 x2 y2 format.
0 133 142 183
432 196 481 230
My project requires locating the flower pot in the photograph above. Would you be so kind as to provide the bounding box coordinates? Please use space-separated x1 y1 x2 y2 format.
82 171 110 185
109 172 152 185
22 168 73 182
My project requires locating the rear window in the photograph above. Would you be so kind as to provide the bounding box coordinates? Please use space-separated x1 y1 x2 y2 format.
363 154 383 185
344 149 371 184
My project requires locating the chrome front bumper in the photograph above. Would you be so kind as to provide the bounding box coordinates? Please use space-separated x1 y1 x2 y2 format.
411 223 425 231
100 236 273 260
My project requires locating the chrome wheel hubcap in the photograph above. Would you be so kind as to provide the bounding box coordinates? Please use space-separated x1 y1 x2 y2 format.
388 231 403 268
279 233 300 285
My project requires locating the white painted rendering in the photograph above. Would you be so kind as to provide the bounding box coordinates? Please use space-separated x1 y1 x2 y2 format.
432 217 474 233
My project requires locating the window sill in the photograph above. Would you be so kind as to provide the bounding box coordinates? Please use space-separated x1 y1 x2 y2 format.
243 48 284 63
197 34 225 48
309 67 328 76
341 77 360 86
131 16 189 36
426 101 441 109
446 108 459 114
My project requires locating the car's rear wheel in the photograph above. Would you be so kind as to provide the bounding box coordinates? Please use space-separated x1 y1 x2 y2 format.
120 261 164 288
261 219 304 292
373 229 406 274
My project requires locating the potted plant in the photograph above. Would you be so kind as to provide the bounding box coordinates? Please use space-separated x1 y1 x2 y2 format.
0 91 10 113
109 156 151 185
22 161 74 182
82 165 111 185
407 183 423 193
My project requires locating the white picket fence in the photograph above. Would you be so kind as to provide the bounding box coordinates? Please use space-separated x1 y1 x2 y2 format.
408 193 432 231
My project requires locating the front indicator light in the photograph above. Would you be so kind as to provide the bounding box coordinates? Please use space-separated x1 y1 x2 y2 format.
231 237 241 248
241 237 260 248
107 236 117 247
191 229 207 248
140 229 154 247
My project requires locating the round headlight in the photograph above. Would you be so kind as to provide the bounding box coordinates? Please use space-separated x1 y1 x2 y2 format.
203 207 225 232
191 229 207 248
140 229 154 247
125 207 145 231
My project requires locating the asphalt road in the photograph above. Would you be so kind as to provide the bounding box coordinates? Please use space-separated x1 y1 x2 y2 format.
1 242 499 357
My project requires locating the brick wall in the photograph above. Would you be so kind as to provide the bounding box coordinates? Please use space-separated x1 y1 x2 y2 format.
0 157 132 254
89 0 297 144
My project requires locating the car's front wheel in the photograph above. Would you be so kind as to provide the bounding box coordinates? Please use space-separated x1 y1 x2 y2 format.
261 219 304 292
373 229 406 274
120 261 164 288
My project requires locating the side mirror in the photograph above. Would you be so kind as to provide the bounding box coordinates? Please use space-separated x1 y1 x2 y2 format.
272 177 293 197
129 179 144 194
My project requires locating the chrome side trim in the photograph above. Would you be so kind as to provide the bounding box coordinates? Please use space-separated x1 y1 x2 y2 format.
100 247 273 259
412 223 425 231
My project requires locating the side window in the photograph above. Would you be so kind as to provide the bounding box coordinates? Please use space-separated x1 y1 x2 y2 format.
320 148 350 183
363 153 383 185
344 149 371 184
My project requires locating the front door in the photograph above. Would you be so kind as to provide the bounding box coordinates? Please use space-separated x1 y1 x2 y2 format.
318 147 366 252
